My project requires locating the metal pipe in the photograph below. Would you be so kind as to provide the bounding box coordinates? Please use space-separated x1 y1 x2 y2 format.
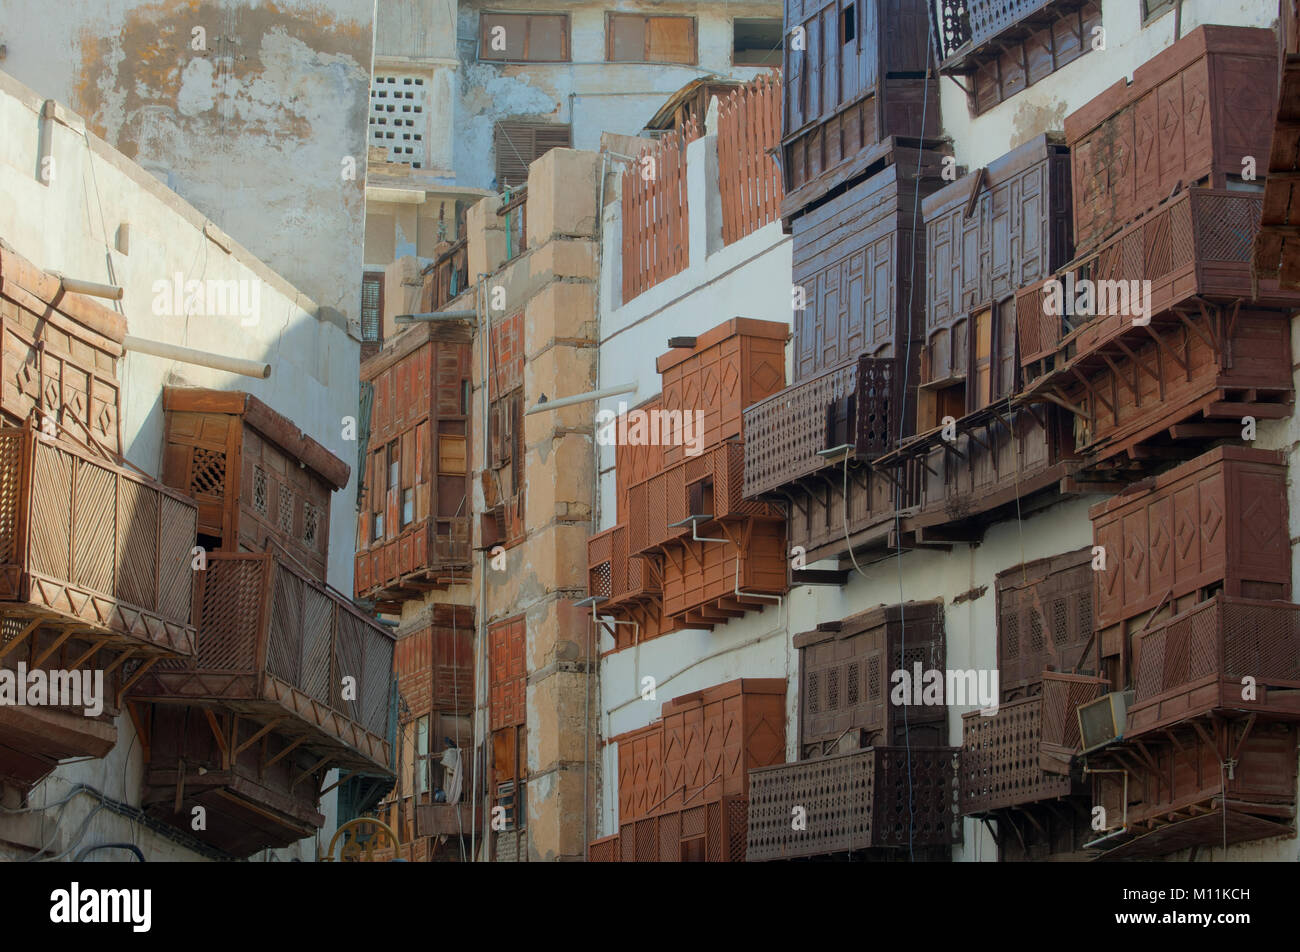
526 381 637 415
122 335 271 378
394 310 477 323
51 273 123 301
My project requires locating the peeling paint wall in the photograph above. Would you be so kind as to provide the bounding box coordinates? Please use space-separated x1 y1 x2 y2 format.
449 0 782 191
0 0 374 326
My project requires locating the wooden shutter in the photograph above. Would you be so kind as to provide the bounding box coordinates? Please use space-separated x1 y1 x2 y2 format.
494 122 572 188
608 14 646 61
646 16 696 64
971 308 992 411
480 13 527 60
481 13 568 62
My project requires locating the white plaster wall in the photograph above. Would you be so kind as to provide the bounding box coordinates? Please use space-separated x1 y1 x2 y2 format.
453 0 782 191
0 69 359 861
936 0 1277 168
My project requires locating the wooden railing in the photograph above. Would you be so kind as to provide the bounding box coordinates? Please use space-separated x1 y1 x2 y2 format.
934 0 1060 62
959 697 1071 815
621 119 699 303
1129 595 1300 735
747 747 960 860
718 73 783 245
0 423 197 655
134 551 396 771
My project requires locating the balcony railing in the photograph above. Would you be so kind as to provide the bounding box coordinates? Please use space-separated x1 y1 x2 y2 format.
587 524 659 606
131 550 395 772
1129 595 1300 736
743 356 896 499
1038 671 1109 771
747 747 959 860
1019 189 1292 376
0 423 197 656
960 697 1071 815
935 0 1076 64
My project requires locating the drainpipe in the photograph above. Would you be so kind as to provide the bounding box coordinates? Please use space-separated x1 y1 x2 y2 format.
670 514 786 631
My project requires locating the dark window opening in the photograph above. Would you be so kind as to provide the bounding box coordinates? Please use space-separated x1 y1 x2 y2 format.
841 4 856 44
733 18 782 67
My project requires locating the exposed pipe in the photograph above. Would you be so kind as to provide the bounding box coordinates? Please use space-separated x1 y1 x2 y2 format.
525 381 638 415
123 335 271 378
50 272 123 301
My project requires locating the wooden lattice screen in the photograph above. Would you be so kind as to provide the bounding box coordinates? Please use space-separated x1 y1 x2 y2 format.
718 73 783 245
621 119 699 303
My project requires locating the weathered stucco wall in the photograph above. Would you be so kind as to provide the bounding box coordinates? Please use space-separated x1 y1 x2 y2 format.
451 0 782 191
0 0 374 326
936 0 1277 167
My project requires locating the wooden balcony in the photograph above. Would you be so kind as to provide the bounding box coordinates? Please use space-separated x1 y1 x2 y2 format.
416 801 481 837
746 746 960 860
1128 596 1300 737
960 693 1085 816
934 0 1100 114
0 422 197 657
130 550 395 774
1015 192 1295 468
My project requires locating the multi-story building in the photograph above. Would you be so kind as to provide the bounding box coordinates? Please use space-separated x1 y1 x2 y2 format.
0 2 383 859
581 0 1300 862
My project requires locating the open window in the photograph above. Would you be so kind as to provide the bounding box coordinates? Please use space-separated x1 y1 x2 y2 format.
733 18 781 66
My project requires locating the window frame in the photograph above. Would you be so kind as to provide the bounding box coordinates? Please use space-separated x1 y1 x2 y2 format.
606 13 699 66
731 16 783 67
479 11 572 63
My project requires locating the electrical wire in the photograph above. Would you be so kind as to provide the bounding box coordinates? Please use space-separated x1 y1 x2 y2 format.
892 1 940 865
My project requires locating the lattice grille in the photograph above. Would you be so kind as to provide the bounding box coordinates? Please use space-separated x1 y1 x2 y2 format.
158 495 197 625
847 662 859 705
278 484 296 534
707 802 723 861
267 564 304 684
29 443 71 580
1028 609 1043 652
1224 599 1300 682
635 816 658 861
742 358 859 498
868 658 880 699
1040 673 1108 751
619 825 635 862
118 477 158 610
960 700 1068 814
253 466 268 514
856 357 895 458
362 624 393 735
300 585 334 703
303 502 321 549
682 805 706 838
0 432 24 567
1004 612 1019 658
726 797 747 861
335 611 367 724
659 810 680 862
72 458 116 596
808 671 820 713
189 447 226 496
196 558 262 670
1194 192 1261 262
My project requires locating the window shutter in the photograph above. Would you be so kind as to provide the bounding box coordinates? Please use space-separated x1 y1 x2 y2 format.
361 273 383 343
494 121 571 188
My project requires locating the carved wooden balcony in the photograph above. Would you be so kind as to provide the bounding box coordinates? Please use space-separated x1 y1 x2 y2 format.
958 672 1108 817
934 0 1100 114
0 422 197 786
0 422 197 657
1015 190 1296 467
1127 595 1300 738
355 322 474 608
960 697 1072 815
130 550 395 774
747 746 960 860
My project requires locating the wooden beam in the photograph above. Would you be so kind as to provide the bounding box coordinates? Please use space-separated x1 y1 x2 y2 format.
116 656 158 707
319 769 360 798
205 709 230 768
293 754 335 789
264 734 309 771
126 701 151 763
233 717 286 759
0 618 41 660
66 637 111 673
1140 323 1188 375
1205 401 1292 420
31 624 82 668
1168 422 1242 439
102 647 137 677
